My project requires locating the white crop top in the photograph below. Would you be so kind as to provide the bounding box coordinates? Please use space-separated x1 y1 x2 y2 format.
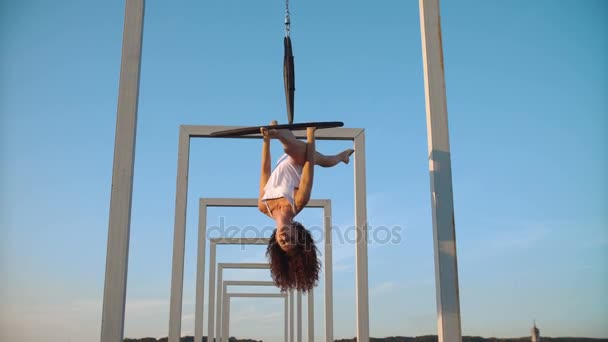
262 154 302 214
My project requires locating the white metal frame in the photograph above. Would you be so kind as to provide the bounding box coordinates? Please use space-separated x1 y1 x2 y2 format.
219 280 314 342
170 127 367 342
196 198 329 342
103 1 462 342
222 292 288 342
209 240 270 342
221 281 290 342
211 263 309 342
214 263 270 342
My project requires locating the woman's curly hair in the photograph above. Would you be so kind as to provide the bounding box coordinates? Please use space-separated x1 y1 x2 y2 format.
266 221 321 292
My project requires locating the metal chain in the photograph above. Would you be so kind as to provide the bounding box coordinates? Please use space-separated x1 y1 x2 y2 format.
285 0 291 36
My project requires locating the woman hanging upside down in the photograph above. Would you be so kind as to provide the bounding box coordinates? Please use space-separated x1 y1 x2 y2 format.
259 120 354 292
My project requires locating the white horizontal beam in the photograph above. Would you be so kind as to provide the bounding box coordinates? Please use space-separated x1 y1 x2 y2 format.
227 293 287 298
219 262 269 269
223 280 276 286
183 125 363 141
211 237 269 245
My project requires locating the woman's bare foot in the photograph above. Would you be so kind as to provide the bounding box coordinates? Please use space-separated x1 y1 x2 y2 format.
340 149 355 164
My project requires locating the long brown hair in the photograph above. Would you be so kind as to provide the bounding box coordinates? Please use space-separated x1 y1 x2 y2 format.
266 222 321 292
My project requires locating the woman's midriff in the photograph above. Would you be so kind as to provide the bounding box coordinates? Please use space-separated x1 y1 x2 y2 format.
265 197 292 213
266 188 299 215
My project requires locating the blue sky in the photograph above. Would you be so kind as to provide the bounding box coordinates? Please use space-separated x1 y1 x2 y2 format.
1 0 606 341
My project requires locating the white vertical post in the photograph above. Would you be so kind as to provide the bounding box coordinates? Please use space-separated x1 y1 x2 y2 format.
285 296 289 342
194 200 207 342
222 294 230 341
307 290 314 342
419 1 462 342
353 132 370 342
100 1 144 342
297 291 303 342
168 127 191 342
216 265 224 341
323 201 333 342
207 242 217 341
222 283 228 341
290 290 295 342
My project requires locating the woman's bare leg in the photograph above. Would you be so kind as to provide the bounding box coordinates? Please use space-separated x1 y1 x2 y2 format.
272 129 308 165
266 127 354 167
315 149 354 167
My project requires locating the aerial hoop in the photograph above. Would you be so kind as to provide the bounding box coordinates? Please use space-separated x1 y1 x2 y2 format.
284 36 295 124
283 0 295 124
210 121 344 137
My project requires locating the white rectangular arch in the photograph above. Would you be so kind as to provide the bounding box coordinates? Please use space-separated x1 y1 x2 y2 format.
195 198 332 342
220 280 313 342
215 263 271 342
223 292 288 342
170 127 367 342
222 281 289 342
208 239 269 342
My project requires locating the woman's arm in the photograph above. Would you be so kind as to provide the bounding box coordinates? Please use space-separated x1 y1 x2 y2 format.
258 126 273 214
294 127 316 213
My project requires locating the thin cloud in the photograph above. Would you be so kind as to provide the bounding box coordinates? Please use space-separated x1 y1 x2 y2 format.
370 281 399 296
231 305 284 324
